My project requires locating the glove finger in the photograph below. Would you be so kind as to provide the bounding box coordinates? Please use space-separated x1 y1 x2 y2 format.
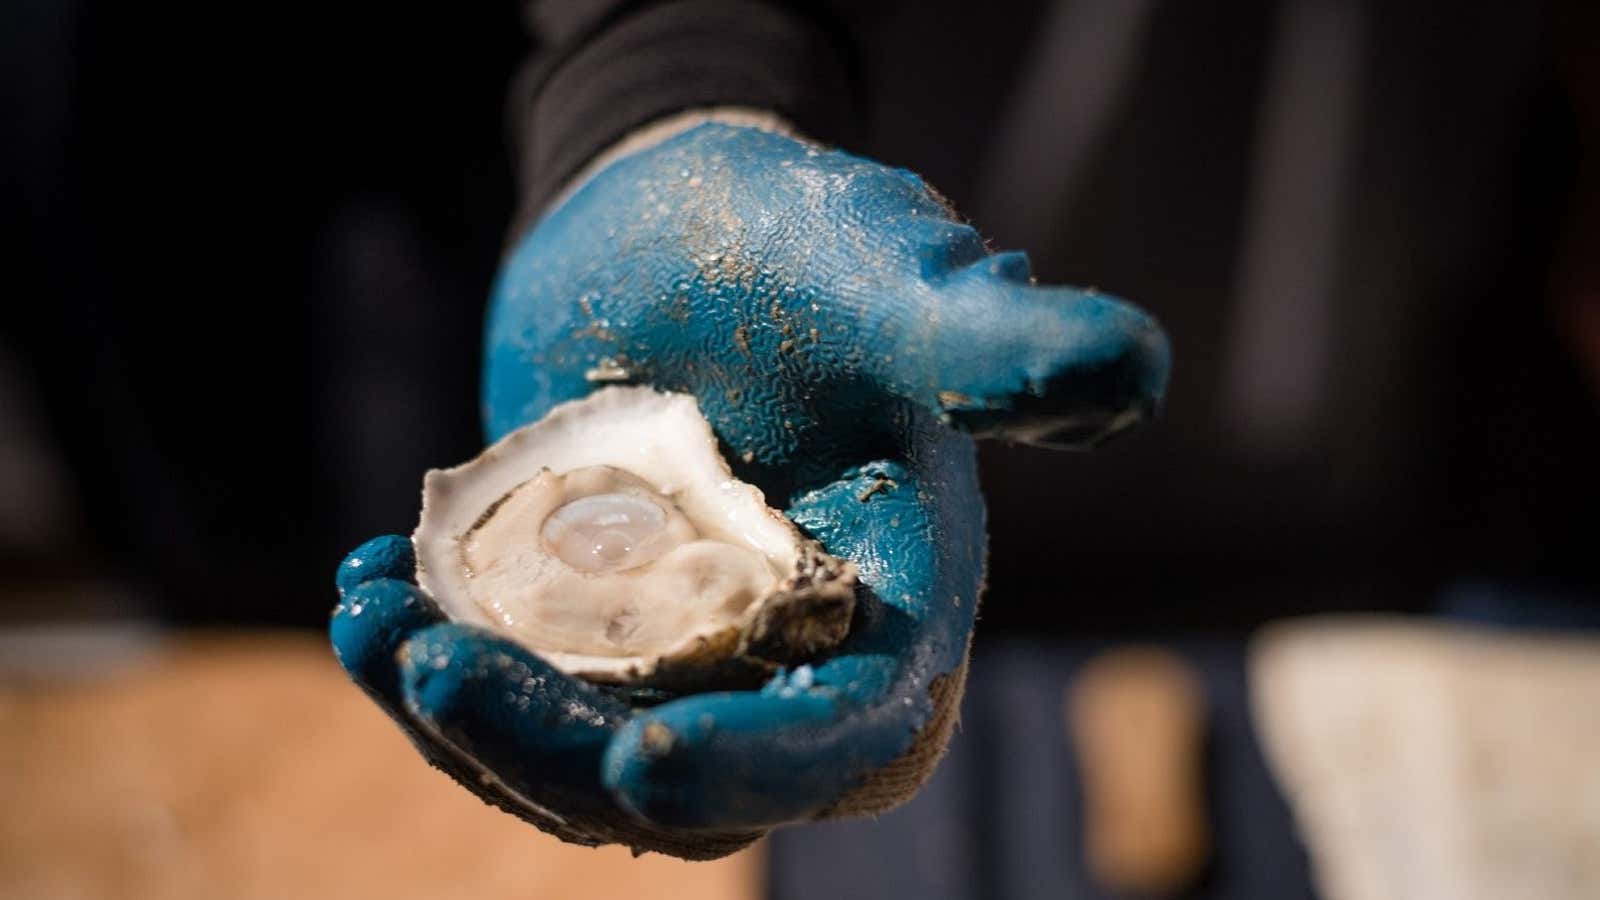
331 540 567 813
603 645 954 830
330 573 442 704
332 535 435 701
332 542 768 856
904 257 1171 448
398 623 631 819
400 625 770 858
334 533 417 596
331 572 540 813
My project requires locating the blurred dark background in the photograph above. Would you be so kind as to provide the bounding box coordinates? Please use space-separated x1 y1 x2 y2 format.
4 2 1599 899
3 0 1595 633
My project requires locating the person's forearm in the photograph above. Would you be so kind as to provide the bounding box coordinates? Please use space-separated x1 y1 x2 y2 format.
547 107 799 215
510 0 860 237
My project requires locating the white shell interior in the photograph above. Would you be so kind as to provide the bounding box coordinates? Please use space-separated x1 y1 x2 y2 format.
413 387 804 679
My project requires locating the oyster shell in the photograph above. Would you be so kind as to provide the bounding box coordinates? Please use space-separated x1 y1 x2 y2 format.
413 386 857 688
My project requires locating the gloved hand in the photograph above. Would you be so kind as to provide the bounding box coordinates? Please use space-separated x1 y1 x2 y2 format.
331 121 1169 859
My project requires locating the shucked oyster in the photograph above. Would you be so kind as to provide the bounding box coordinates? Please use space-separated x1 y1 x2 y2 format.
413 386 857 688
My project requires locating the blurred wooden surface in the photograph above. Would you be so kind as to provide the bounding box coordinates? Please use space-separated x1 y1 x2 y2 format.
0 631 761 900
1068 645 1210 896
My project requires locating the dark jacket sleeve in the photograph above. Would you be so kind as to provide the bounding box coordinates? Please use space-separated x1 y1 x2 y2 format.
510 0 864 226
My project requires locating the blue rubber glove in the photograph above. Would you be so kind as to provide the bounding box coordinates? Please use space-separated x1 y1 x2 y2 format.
331 122 1169 858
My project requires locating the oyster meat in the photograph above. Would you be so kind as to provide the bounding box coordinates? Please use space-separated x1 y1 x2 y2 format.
413 386 857 688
